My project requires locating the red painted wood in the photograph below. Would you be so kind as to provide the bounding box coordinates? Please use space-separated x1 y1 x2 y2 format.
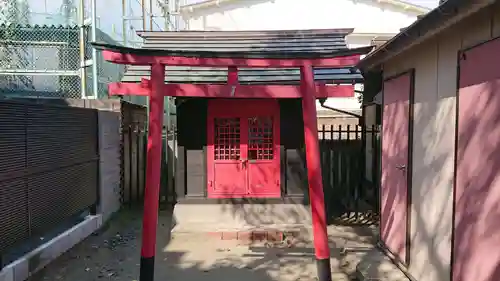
140 64 165 259
207 116 247 196
300 64 330 260
454 37 500 281
102 49 360 67
381 73 411 264
109 81 151 96
247 107 281 197
227 66 239 85
207 99 281 198
108 83 354 98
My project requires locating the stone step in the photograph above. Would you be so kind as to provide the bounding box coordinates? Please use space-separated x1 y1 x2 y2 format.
171 223 378 250
356 247 411 281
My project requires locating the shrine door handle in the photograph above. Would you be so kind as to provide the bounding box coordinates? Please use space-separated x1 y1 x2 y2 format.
396 164 406 171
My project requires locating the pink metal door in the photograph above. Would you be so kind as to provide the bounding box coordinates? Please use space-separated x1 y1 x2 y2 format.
381 72 412 264
454 38 500 281
207 99 280 198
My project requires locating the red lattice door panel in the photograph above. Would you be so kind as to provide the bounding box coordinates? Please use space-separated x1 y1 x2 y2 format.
210 117 247 196
207 99 280 198
247 116 280 197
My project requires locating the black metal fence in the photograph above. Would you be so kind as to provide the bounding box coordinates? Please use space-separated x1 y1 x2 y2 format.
0 100 99 266
120 123 176 206
119 118 381 221
319 124 380 225
121 122 147 206
120 101 147 206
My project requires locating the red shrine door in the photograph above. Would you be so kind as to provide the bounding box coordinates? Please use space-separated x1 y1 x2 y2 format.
207 99 281 198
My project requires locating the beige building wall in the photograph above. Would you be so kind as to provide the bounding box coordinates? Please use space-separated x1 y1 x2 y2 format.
381 5 500 281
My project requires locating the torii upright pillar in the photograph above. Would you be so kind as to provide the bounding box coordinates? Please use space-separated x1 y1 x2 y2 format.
301 63 331 281
139 63 165 281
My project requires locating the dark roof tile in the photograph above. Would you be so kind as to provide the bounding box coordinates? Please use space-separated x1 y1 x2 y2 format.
118 29 369 84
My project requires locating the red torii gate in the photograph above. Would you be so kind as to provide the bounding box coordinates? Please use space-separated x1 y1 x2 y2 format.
92 42 372 281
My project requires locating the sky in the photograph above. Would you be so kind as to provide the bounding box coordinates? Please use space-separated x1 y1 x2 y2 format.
405 0 440 8
9 0 441 44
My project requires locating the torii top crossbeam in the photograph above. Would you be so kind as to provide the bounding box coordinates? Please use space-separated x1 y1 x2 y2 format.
92 28 372 281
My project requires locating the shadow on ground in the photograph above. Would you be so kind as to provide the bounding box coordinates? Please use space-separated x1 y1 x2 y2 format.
28 206 381 281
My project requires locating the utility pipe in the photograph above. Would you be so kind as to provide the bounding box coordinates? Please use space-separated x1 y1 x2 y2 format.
318 98 362 119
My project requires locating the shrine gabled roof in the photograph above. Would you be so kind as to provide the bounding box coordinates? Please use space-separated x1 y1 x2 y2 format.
111 29 372 85
136 29 355 53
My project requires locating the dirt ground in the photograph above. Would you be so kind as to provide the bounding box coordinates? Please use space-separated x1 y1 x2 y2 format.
28 206 376 281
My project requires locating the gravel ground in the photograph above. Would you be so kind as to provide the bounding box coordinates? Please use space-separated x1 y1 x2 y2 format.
27 206 376 281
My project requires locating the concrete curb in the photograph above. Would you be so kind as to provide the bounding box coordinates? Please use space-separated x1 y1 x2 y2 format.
0 215 102 281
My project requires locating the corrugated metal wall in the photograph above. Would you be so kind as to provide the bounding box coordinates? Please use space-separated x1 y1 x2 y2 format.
0 100 99 258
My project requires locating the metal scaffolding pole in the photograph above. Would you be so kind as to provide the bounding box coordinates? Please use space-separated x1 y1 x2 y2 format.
163 0 172 185
79 0 87 98
149 0 153 30
91 0 98 98
142 0 146 30
122 0 127 45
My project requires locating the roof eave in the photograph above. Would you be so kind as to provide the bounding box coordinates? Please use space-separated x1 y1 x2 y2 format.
91 42 373 60
357 0 496 71
135 28 356 38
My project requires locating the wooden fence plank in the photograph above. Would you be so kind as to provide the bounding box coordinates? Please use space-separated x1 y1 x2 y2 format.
319 124 380 225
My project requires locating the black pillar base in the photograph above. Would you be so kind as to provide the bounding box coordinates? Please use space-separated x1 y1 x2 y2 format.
140 256 155 281
316 258 332 281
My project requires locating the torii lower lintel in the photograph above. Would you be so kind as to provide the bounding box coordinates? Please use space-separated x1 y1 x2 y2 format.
108 80 355 98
